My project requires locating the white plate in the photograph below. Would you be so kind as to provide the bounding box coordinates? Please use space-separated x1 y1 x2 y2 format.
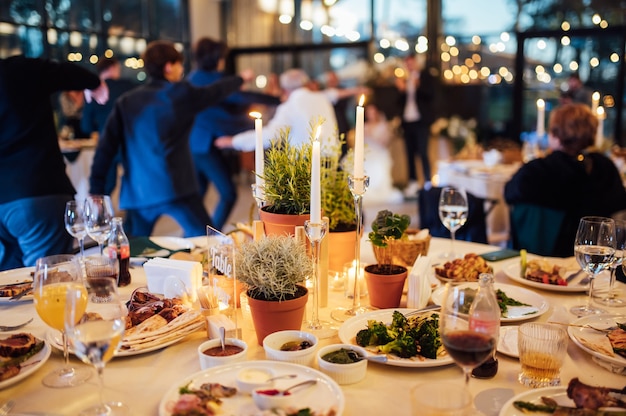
0 335 51 390
46 321 203 357
499 387 572 416
337 308 453 368
158 360 344 416
149 237 195 252
0 267 34 303
430 282 549 322
503 262 588 292
497 326 519 358
567 314 626 369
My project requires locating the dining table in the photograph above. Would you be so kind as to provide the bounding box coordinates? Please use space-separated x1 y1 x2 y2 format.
2 237 626 415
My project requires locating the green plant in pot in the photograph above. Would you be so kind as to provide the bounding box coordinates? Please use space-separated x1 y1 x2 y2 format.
235 235 313 344
365 210 411 309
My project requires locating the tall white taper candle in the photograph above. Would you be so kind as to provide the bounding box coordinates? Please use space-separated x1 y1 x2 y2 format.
310 127 321 224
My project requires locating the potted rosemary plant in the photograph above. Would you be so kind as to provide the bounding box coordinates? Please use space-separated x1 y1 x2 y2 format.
365 209 411 308
235 235 313 344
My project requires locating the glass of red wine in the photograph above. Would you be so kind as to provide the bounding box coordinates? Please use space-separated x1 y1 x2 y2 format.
440 283 496 386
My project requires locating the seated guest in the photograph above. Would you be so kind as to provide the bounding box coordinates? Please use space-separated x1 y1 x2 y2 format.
89 40 246 237
0 55 106 270
505 103 626 256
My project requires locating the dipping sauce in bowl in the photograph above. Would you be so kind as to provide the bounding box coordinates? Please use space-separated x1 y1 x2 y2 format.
203 345 244 357
321 348 362 364
280 340 314 351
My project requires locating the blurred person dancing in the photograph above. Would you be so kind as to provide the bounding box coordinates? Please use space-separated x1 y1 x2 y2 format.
89 40 246 237
0 55 106 270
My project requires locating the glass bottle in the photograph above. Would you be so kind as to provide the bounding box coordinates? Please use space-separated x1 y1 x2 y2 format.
469 273 500 378
106 217 131 287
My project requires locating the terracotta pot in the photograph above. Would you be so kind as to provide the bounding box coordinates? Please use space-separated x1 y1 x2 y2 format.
259 208 309 237
364 264 408 309
327 230 357 272
247 286 309 345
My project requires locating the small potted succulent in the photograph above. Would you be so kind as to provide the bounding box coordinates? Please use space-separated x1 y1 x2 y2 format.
365 210 411 308
235 235 313 344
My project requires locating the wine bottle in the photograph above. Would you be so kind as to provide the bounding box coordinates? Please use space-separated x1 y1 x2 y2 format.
469 273 500 378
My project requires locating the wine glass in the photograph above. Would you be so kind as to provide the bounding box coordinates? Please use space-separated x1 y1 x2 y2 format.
440 283 497 386
33 254 92 388
598 219 626 306
85 195 114 255
65 200 87 258
572 216 616 316
438 186 468 259
65 278 129 415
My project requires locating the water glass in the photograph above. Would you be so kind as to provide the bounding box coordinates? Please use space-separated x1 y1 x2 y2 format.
84 255 119 298
518 322 568 388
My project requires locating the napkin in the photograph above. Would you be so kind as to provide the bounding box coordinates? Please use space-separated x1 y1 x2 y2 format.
407 255 432 309
143 257 202 301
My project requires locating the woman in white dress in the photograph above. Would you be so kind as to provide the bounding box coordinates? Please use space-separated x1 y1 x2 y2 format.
362 104 404 205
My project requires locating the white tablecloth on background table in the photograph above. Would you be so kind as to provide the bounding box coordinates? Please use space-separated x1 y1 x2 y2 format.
438 160 521 244
1 238 625 415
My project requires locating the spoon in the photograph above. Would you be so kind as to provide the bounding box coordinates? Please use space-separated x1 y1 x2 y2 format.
280 379 317 396
266 374 297 383
219 326 226 352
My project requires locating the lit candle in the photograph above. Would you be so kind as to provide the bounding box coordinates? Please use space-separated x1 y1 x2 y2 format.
344 260 367 298
354 95 365 189
536 99 545 138
591 91 600 114
596 106 605 148
250 112 264 197
310 126 321 224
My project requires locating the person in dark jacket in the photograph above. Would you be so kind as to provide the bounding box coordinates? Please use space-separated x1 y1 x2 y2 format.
187 38 280 230
396 54 436 198
505 103 626 256
89 40 246 237
0 55 106 270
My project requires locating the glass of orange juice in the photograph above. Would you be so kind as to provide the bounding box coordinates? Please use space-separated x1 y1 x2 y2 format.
33 254 91 388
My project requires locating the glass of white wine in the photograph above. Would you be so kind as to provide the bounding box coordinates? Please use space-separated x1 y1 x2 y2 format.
85 195 114 255
33 254 92 388
65 278 129 416
438 186 468 259
572 216 616 316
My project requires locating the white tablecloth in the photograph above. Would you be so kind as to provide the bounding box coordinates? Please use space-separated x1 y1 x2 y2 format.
2 238 626 415
438 160 521 244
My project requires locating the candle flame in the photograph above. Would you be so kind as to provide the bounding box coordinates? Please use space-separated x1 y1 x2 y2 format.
358 95 365 107
249 111 262 119
314 125 322 141
536 98 545 108
597 106 605 116
592 91 600 101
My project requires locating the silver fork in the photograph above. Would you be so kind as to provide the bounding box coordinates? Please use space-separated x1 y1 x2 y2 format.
0 318 33 332
0 399 15 416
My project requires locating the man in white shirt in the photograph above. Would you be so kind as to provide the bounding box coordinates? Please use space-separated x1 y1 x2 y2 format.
215 68 338 152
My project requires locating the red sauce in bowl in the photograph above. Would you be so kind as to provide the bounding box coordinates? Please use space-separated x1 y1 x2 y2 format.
203 345 243 357
256 389 290 396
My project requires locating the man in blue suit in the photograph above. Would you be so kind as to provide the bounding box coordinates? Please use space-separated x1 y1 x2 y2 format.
89 40 246 237
187 38 280 230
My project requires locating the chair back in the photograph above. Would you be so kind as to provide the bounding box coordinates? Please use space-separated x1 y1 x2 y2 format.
417 187 489 244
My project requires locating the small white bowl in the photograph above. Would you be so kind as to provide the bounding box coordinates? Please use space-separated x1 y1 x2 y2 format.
263 330 318 366
252 387 294 411
197 338 247 370
316 344 368 385
236 366 276 395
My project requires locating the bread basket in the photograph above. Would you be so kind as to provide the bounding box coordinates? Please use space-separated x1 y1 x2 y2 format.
372 229 431 268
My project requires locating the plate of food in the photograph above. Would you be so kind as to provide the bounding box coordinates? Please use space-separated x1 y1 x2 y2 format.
567 314 626 369
503 256 588 292
430 282 549 322
0 267 34 303
158 360 344 416
499 378 626 415
0 332 51 390
433 253 493 283
337 308 452 368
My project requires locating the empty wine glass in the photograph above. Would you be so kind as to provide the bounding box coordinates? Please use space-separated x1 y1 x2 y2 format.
599 219 626 306
33 254 92 388
65 200 87 258
65 278 129 415
85 195 114 255
438 186 468 259
572 216 616 316
440 283 497 386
